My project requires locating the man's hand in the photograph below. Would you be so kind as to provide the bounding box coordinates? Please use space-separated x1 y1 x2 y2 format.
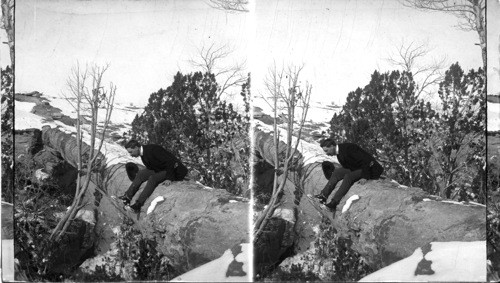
162 180 172 186
357 178 367 185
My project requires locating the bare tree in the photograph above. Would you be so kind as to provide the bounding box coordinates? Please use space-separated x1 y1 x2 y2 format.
386 39 446 98
189 42 247 101
401 0 485 69
254 63 312 240
50 63 116 242
207 0 249 12
1 0 14 66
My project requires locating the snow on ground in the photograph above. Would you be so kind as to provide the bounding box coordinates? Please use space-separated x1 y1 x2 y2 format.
15 101 54 129
15 100 143 167
489 102 500 132
171 243 251 282
146 196 165 215
341 194 359 213
255 120 337 165
46 96 143 129
1 239 14 282
254 97 340 124
359 241 486 282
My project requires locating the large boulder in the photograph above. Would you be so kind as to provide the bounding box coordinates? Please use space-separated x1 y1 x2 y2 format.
253 128 487 274
41 126 105 170
35 127 249 278
87 163 250 275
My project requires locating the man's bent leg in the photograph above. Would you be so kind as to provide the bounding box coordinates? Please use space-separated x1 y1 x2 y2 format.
124 169 155 200
320 167 351 198
330 169 363 204
136 171 168 206
321 161 336 180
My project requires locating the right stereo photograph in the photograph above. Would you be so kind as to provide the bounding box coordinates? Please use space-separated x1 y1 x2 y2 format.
252 0 492 281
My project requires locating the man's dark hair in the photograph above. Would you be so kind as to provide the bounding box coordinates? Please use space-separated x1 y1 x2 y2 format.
320 138 336 148
125 139 141 149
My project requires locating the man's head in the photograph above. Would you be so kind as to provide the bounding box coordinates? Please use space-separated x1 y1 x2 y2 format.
125 139 141 157
320 138 337 156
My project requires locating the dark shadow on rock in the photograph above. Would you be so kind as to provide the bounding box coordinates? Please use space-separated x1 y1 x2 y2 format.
126 162 139 182
254 218 295 279
253 152 275 205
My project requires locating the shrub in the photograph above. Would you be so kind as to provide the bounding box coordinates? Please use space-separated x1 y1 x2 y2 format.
131 72 250 194
74 222 181 281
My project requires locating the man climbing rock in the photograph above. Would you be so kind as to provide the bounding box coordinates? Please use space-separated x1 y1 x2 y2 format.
314 138 383 215
117 140 188 213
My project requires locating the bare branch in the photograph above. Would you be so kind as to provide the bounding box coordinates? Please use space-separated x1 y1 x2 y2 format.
400 0 485 68
254 62 312 240
385 39 446 99
189 42 247 101
51 62 116 242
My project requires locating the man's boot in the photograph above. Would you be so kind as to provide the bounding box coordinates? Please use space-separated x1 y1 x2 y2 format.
127 202 142 214
313 193 327 204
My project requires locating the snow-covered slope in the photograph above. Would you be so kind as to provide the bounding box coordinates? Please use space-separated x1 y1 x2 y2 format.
15 97 144 167
170 243 251 282
489 101 500 132
255 120 337 166
359 241 486 282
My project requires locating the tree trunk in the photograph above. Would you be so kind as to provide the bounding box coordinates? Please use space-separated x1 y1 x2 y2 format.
41 126 106 171
473 1 486 70
1 0 14 67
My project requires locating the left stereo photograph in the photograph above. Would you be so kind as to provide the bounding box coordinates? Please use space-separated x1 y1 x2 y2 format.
4 0 252 281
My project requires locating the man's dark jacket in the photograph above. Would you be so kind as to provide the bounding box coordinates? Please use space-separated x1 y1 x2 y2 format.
337 143 383 179
141 144 186 180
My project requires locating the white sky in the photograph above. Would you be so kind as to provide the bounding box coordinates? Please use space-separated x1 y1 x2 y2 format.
15 0 251 107
253 0 482 107
14 0 482 111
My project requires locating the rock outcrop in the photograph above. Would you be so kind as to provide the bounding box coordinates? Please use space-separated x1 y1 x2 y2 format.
92 163 249 268
14 129 98 276
41 126 106 170
35 127 250 278
253 128 487 274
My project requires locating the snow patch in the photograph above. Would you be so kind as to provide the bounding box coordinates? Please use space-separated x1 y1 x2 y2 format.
195 181 214 190
312 224 320 235
488 102 500 132
35 169 49 181
359 241 486 282
255 121 337 165
111 226 121 235
171 243 251 282
272 208 295 223
55 208 96 225
15 101 55 129
341 195 359 213
76 209 96 225
146 196 165 215
16 100 143 168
